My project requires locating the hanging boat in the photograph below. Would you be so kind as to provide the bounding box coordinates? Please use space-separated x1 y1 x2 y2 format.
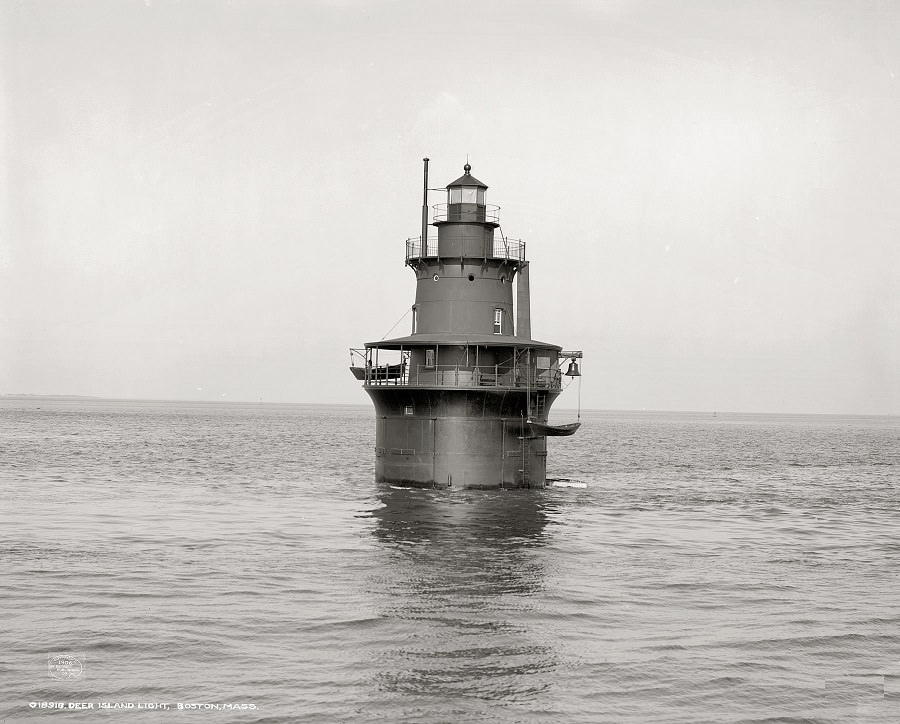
527 420 581 437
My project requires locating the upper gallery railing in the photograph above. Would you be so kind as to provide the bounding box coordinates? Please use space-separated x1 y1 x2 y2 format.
405 236 526 263
431 203 501 224
405 236 439 258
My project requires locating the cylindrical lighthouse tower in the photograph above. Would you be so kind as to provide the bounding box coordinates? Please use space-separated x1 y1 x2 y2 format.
350 161 582 489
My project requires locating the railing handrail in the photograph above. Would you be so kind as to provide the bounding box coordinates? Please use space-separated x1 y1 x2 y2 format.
405 235 526 262
431 203 500 224
492 237 526 261
405 236 439 259
356 361 562 390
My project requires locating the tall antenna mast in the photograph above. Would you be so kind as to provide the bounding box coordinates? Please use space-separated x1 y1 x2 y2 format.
421 157 430 253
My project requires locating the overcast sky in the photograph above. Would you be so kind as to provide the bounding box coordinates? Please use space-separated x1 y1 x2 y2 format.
2 0 898 414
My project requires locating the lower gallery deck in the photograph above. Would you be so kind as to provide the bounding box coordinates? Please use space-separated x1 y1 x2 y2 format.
350 342 565 391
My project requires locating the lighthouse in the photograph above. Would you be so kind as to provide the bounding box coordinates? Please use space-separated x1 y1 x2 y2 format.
350 160 582 489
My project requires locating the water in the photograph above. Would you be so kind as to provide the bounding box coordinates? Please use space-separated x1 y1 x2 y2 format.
2 398 898 722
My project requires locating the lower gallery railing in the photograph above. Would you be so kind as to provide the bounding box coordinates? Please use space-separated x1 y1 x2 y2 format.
358 364 561 389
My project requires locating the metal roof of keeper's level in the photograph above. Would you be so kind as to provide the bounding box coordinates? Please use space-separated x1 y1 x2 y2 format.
366 333 561 350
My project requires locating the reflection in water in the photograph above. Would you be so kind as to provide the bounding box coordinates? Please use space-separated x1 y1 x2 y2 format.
367 486 561 710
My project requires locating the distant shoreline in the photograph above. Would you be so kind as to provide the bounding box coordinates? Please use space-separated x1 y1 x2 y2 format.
1 393 106 400
0 394 371 409
1 394 897 419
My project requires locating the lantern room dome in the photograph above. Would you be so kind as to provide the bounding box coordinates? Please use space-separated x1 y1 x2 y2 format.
446 163 488 189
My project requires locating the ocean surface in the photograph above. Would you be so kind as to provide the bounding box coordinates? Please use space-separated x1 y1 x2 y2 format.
2 398 899 723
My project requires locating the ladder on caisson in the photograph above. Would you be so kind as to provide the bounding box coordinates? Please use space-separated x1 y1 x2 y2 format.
518 434 530 486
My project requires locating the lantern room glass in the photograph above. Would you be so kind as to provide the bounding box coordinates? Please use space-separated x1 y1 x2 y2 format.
449 187 485 205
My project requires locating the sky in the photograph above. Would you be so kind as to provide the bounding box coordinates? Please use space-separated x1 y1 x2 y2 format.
1 0 898 414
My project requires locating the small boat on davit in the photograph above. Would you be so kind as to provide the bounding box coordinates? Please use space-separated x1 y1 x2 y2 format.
527 420 581 437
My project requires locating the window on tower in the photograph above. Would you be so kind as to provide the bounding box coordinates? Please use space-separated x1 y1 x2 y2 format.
493 308 502 335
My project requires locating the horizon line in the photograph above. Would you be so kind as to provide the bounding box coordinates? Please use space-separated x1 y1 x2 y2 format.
1 393 897 418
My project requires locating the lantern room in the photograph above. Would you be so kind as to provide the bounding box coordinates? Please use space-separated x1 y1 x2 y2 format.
447 163 487 205
439 163 493 224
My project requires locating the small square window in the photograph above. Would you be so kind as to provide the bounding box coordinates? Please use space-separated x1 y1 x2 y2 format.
404 406 414 415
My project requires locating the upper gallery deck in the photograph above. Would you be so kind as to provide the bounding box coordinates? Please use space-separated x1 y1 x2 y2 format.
405 234 526 264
